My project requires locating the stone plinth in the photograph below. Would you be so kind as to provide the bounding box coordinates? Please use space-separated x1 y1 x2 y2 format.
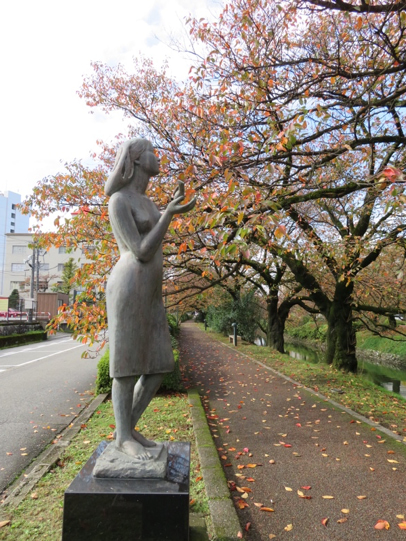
62 441 190 541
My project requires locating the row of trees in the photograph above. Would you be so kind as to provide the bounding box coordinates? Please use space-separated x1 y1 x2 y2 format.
22 0 406 371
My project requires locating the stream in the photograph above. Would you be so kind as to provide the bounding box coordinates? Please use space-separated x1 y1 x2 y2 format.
284 342 406 399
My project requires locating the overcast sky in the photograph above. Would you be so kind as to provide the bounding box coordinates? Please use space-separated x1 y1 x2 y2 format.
0 0 222 202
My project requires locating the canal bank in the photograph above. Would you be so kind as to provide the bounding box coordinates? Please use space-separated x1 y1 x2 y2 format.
284 336 406 398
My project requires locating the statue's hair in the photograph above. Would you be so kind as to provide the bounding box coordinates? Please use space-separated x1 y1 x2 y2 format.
105 138 150 196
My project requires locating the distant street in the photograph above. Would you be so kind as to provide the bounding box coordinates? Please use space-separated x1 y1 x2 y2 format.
0 334 100 494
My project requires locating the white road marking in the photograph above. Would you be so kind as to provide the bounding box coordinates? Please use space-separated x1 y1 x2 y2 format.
0 344 85 369
0 339 72 359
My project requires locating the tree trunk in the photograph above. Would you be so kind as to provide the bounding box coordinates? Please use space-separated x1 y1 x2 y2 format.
326 282 357 372
266 296 285 353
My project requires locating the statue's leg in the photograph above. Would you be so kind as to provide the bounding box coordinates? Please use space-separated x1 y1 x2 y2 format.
112 376 152 460
130 373 165 446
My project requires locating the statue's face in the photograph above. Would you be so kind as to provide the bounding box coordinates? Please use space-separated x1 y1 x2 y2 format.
138 143 160 177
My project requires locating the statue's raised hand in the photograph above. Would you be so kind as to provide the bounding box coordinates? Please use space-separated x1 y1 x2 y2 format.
167 181 196 216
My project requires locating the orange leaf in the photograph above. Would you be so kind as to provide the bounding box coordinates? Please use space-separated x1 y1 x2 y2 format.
0 521 10 529
245 522 251 532
398 522 406 530
374 520 390 530
321 518 329 527
260 507 275 513
337 518 348 524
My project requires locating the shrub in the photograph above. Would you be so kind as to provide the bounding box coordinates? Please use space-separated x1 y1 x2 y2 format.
95 347 183 395
167 313 180 337
206 290 260 343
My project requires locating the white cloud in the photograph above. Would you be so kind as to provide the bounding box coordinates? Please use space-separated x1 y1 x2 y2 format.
0 0 222 202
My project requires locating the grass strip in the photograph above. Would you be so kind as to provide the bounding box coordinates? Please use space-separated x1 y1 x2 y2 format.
201 326 406 440
0 393 208 540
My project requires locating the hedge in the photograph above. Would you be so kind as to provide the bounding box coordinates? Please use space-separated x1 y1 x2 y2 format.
0 331 47 349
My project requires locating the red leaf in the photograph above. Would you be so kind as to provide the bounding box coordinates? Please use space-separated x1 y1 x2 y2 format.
321 518 329 527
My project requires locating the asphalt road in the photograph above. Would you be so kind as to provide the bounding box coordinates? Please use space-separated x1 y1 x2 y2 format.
0 334 100 494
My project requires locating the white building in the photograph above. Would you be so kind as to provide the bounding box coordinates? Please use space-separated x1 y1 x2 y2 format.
0 191 30 295
3 233 86 301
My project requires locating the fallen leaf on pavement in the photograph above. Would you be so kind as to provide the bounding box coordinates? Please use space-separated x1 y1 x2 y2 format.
357 495 367 500
337 518 348 524
269 535 276 539
31 492 38 500
322 496 334 499
284 524 293 531
321 518 329 526
398 522 406 530
285 487 292 491
245 522 251 532
374 520 390 530
341 509 350 514
261 507 275 512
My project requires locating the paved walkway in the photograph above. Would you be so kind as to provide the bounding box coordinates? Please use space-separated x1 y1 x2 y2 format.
180 322 406 540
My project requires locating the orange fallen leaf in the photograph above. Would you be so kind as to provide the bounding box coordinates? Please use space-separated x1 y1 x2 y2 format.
341 509 350 514
285 486 293 491
269 535 277 540
260 507 275 512
301 486 311 490
195 476 202 482
31 492 38 500
321 517 329 527
387 450 395 454
237 465 245 470
322 496 334 499
357 495 367 500
254 502 264 507
337 518 348 524
246 477 255 482
374 520 390 530
269 459 275 464
284 524 293 531
247 463 259 468
398 522 406 530
245 522 251 532
241 487 252 493
0 521 10 529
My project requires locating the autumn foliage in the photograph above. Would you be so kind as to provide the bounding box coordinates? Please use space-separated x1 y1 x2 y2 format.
22 0 406 369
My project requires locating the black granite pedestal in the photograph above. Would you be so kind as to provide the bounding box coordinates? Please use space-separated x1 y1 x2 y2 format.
62 441 190 541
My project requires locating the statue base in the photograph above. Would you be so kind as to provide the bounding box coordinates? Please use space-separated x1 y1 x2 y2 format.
62 441 190 541
93 441 168 479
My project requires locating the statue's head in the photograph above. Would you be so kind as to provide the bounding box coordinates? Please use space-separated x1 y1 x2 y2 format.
105 138 158 196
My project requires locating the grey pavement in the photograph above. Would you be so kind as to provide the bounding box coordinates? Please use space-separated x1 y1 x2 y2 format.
0 335 99 494
180 322 406 540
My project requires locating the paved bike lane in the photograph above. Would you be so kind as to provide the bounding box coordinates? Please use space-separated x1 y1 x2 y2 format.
180 322 406 540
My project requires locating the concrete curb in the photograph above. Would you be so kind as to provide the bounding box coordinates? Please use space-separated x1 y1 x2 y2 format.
188 388 241 541
0 392 109 512
222 341 406 447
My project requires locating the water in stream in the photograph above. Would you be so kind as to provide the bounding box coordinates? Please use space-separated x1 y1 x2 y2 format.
284 342 406 398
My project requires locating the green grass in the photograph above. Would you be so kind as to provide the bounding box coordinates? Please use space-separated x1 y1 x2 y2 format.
200 325 406 440
0 394 208 541
357 330 406 357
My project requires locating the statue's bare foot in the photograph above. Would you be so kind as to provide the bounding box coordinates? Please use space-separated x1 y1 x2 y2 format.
113 429 156 448
116 439 152 460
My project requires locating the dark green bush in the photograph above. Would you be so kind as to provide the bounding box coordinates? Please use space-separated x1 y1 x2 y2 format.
206 290 260 343
0 330 47 348
167 313 180 337
95 347 183 395
287 321 327 341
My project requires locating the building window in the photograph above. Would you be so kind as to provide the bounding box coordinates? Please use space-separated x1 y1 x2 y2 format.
10 281 24 291
10 221 15 227
58 263 65 272
39 263 49 271
11 263 25 272
11 213 15 218
58 247 66 254
10 229 14 233
11 204 16 210
81 245 96 254
12 245 27 254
